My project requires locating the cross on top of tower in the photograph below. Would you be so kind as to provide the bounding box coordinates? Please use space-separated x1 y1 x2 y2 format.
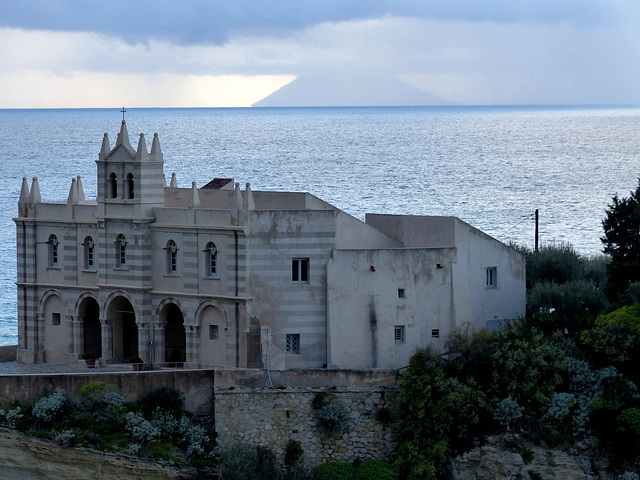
121 107 126 123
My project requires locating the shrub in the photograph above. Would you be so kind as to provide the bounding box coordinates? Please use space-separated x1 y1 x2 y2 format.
218 444 283 480
3 407 23 428
139 387 185 419
32 393 66 424
494 398 523 429
77 382 117 398
317 403 347 431
54 430 75 445
125 411 160 443
284 439 304 466
310 461 355 480
354 459 397 480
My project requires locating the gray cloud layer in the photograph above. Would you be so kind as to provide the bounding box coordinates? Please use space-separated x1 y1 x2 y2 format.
0 0 606 45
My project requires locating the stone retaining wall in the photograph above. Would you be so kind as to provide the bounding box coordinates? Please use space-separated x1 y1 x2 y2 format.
0 345 17 362
214 386 396 469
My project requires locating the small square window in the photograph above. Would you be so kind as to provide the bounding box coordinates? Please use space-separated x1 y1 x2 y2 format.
52 312 61 326
432 329 440 338
486 267 497 288
292 258 309 283
394 325 405 343
209 325 219 340
286 333 300 354
398 288 405 298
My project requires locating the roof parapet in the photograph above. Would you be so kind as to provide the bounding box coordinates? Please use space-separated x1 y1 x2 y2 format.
244 182 255 210
67 177 78 205
18 177 29 217
29 177 41 203
76 176 85 201
190 181 201 208
150 132 163 162
135 133 148 161
99 133 110 160
170 173 178 188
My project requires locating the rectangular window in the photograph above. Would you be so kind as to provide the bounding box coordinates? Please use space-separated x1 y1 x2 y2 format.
208 251 217 276
87 245 94 269
52 312 61 326
394 325 405 343
432 328 440 338
398 288 405 298
119 244 126 267
486 267 497 288
286 333 300 354
209 325 219 340
292 258 309 283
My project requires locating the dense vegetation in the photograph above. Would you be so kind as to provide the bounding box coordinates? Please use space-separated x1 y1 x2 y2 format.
394 183 640 479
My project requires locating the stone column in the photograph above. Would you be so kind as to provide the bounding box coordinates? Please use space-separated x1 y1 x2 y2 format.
152 323 166 364
72 316 84 355
100 319 113 363
186 326 200 366
35 313 45 363
137 323 150 362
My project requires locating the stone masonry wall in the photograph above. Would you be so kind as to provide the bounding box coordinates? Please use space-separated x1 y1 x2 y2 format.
214 387 396 469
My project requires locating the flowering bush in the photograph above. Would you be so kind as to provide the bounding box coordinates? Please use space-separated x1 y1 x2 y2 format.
32 393 66 424
125 411 160 443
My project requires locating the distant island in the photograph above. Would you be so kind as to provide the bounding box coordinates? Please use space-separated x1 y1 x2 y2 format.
252 71 452 107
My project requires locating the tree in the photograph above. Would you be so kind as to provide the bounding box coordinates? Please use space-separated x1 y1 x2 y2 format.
601 180 640 300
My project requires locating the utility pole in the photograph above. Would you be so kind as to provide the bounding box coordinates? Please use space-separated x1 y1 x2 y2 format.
535 209 539 252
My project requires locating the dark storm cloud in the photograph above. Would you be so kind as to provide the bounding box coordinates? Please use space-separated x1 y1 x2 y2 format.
0 0 605 45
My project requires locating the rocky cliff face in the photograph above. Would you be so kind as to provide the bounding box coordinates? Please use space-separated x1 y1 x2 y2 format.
0 428 197 480
451 436 596 480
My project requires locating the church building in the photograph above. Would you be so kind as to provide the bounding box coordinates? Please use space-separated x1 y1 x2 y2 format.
14 120 525 370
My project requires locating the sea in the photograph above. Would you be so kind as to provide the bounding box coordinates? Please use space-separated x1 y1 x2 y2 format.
1 105 639 346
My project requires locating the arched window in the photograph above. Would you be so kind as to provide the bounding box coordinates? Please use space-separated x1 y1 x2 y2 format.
125 173 134 199
108 172 118 198
116 234 127 268
48 234 59 267
166 240 178 275
83 236 95 270
205 242 217 277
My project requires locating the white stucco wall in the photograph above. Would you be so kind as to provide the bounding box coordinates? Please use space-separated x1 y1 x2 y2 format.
327 248 456 369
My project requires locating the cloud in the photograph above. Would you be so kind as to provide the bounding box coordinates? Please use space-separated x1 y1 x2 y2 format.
0 0 608 46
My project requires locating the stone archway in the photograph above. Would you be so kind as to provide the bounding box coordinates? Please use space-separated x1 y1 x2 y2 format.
108 296 137 361
78 296 101 358
161 303 186 363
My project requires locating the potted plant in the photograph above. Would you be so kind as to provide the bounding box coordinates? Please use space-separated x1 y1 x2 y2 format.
81 352 96 368
129 355 143 371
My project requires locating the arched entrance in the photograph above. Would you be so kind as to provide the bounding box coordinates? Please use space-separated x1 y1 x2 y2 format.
108 296 137 361
161 303 186 363
79 297 101 358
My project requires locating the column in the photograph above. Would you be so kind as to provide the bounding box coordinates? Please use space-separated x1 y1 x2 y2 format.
72 316 84 354
152 322 166 364
34 313 45 363
100 318 113 363
186 326 200 366
137 322 150 362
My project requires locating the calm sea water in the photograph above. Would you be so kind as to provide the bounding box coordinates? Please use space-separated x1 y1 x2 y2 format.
1 105 639 346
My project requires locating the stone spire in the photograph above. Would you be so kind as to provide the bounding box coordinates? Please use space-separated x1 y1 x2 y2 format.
18 177 29 217
235 182 243 210
116 120 132 149
76 176 85 201
135 133 148 161
67 177 78 205
150 133 163 161
99 133 111 160
244 183 255 210
189 181 201 208
29 177 41 203
170 173 178 188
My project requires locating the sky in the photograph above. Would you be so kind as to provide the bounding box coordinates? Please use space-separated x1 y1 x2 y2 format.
0 0 639 108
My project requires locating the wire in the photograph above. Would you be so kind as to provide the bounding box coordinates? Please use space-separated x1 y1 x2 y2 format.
495 213 535 239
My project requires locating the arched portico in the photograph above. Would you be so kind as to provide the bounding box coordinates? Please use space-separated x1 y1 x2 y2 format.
158 300 186 363
76 294 101 358
105 294 138 361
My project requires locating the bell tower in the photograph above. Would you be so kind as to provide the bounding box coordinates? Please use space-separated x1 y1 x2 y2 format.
96 120 165 218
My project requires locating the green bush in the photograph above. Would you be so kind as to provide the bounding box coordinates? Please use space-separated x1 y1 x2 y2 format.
138 387 185 419
77 382 117 398
354 459 397 480
310 461 355 480
284 439 304 466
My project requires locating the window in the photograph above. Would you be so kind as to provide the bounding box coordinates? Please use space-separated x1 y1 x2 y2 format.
292 258 309 283
166 240 178 274
398 288 405 298
125 173 134 199
394 325 405 343
432 329 440 338
108 172 118 198
286 333 300 354
205 242 217 277
84 236 95 270
486 267 497 288
209 325 219 340
48 234 59 267
52 312 61 326
116 234 127 267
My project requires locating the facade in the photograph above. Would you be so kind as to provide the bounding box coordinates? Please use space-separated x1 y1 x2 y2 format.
14 120 525 369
